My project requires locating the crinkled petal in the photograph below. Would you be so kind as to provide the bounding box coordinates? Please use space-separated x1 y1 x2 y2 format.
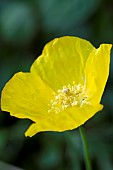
1 72 54 122
85 44 112 104
31 36 95 91
25 104 103 137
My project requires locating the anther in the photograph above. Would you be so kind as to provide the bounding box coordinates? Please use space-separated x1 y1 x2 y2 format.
48 83 90 114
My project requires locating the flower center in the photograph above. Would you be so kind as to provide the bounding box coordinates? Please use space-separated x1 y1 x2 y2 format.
48 82 90 114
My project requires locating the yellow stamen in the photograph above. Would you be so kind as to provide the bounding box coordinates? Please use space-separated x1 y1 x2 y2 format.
48 82 90 114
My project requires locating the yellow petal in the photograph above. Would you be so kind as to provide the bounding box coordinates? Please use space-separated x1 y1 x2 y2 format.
1 72 54 122
85 44 112 104
25 104 103 137
31 36 95 91
25 123 40 137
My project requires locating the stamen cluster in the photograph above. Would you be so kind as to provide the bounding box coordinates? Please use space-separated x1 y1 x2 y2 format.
48 82 90 114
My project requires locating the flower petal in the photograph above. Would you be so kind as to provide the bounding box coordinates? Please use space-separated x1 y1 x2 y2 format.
25 123 40 137
85 44 112 104
31 36 95 91
1 72 54 122
25 104 103 137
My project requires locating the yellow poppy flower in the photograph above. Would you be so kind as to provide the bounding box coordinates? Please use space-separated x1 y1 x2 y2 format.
1 36 112 137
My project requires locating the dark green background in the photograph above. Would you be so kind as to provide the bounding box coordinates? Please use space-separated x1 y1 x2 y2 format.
0 0 113 170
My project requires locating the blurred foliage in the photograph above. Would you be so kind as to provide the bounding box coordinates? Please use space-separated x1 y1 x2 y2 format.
0 0 113 170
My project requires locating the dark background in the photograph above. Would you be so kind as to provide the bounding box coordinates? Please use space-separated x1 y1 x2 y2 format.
0 0 113 170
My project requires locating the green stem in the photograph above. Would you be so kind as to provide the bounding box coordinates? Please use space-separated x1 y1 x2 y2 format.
79 126 92 170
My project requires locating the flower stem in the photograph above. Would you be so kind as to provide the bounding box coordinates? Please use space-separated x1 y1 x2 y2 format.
79 126 92 170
